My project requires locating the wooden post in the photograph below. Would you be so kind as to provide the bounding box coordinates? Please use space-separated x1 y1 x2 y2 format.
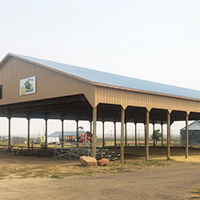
167 112 171 159
135 123 137 146
90 121 92 133
27 118 30 149
125 122 127 146
161 122 164 146
92 107 97 158
102 121 105 147
114 121 116 146
61 119 64 148
120 107 125 163
8 117 11 146
145 110 149 161
153 122 155 146
144 123 145 146
185 113 189 158
76 120 79 142
45 118 48 148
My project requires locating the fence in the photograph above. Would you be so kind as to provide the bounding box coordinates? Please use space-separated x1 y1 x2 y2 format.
96 129 183 147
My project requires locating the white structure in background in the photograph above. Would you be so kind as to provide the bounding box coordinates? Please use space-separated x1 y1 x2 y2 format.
48 131 76 143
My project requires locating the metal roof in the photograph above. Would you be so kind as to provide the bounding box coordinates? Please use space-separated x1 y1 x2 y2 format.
181 121 200 131
48 131 76 137
12 54 200 100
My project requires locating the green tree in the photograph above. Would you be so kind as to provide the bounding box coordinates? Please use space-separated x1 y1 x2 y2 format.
151 129 162 146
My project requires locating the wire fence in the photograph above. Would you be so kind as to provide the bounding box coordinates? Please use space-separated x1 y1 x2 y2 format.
96 129 184 147
0 128 198 147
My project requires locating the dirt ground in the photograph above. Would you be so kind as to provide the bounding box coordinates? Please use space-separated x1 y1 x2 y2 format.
1 147 200 200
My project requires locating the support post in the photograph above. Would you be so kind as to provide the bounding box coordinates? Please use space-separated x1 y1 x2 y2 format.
114 121 116 146
145 110 149 161
102 121 105 147
161 122 164 146
135 123 137 146
185 113 189 158
153 122 155 146
61 119 64 148
144 124 145 146
27 118 30 149
120 107 125 163
90 121 92 133
76 120 79 142
125 122 127 146
45 119 48 148
92 107 97 158
167 112 171 159
8 117 11 146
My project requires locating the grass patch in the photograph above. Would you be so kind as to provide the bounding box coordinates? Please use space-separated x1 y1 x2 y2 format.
122 170 133 173
0 158 174 180
145 160 167 167
191 187 200 199
192 191 200 195
50 175 63 179
166 157 173 161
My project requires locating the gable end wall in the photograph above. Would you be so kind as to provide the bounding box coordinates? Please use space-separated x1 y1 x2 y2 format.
0 57 95 106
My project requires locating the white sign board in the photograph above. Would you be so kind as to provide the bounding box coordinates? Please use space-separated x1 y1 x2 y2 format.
19 76 36 96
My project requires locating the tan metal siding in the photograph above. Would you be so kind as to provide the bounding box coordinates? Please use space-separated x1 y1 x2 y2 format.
1 56 200 113
0 57 95 107
95 86 200 113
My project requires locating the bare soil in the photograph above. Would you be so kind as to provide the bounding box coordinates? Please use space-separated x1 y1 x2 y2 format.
0 147 200 199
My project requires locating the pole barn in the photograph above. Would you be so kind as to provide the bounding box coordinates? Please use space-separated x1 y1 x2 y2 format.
1 53 200 162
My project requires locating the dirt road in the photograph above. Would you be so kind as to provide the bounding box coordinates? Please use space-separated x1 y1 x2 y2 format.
0 162 199 200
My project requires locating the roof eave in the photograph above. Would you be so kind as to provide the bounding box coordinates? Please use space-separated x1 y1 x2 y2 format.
95 82 200 102
0 53 13 69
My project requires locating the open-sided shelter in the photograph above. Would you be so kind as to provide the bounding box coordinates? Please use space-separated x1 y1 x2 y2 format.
1 53 200 162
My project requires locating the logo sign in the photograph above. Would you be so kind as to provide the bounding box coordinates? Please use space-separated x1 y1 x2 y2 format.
19 76 36 96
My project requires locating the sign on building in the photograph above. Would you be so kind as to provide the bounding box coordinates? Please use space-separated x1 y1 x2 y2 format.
19 76 36 96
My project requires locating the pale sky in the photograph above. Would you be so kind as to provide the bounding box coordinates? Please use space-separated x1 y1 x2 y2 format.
0 0 199 138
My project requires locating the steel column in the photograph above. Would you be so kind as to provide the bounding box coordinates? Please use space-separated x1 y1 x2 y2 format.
167 112 171 159
92 107 97 158
185 113 189 158
145 110 149 161
120 107 125 163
